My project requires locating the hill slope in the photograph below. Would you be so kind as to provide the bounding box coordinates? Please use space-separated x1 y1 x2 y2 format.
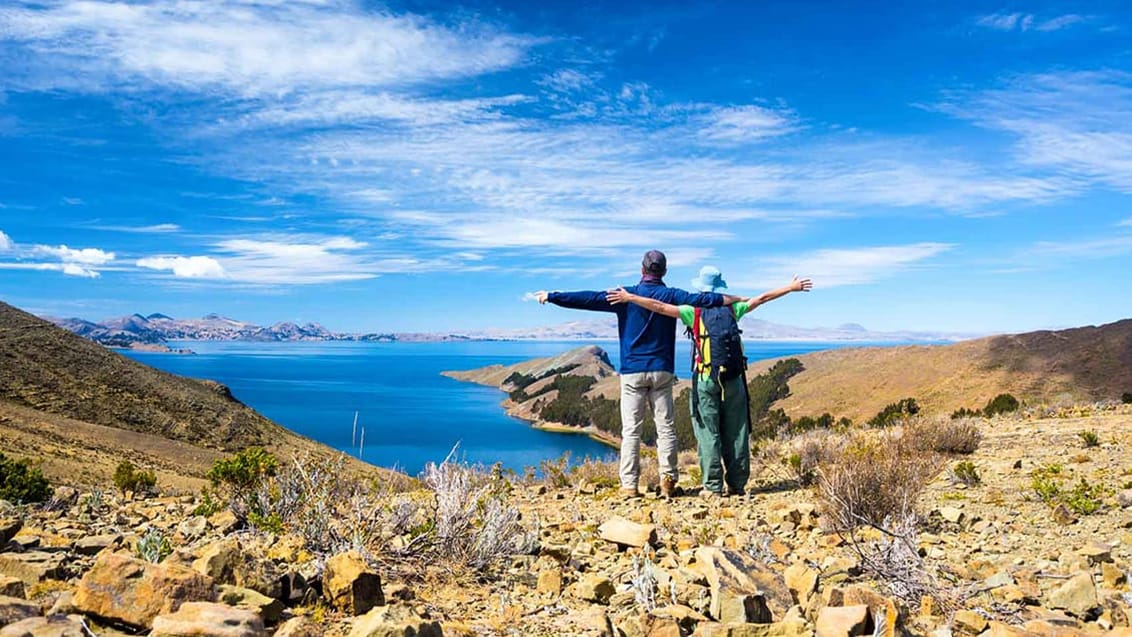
751 318 1132 421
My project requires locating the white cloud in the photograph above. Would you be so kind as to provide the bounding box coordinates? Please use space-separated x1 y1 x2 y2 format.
539 69 599 93
733 243 954 289
96 223 181 234
0 0 535 95
976 13 1088 32
33 245 115 265
60 263 99 278
0 230 11 251
1035 14 1090 31
698 105 798 143
136 255 226 278
1119 217 1132 227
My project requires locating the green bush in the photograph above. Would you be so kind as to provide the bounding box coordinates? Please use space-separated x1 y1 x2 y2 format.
1064 478 1105 515
950 407 981 420
867 398 920 428
0 453 52 504
1030 464 1063 503
1122 392 1132 405
113 460 157 497
1078 430 1100 448
952 461 980 486
207 447 279 493
982 393 1020 417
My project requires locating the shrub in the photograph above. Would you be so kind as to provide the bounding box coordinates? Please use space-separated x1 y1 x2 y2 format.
113 460 157 497
951 461 980 486
207 447 279 493
748 359 805 439
907 417 982 455
0 452 52 504
1123 392 1132 404
816 430 942 530
1064 478 1105 516
1078 430 1099 448
783 430 841 487
983 393 1020 417
867 398 920 428
570 456 619 488
950 407 981 420
539 453 572 488
1030 464 1063 503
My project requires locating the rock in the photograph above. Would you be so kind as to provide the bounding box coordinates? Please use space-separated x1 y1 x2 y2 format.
1076 542 1112 565
49 487 78 508
347 605 443 637
537 569 563 597
0 520 21 546
274 617 321 637
691 547 792 623
72 533 120 556
1046 572 1098 618
1117 489 1132 509
208 510 241 535
694 621 812 637
598 517 657 549
783 563 818 606
937 506 964 525
46 592 75 617
1102 562 1127 588
815 605 870 637
191 538 284 600
983 621 1030 637
0 577 24 600
324 551 384 616
176 517 208 542
0 615 88 637
151 601 265 637
191 538 241 581
573 574 615 604
952 609 988 635
0 552 65 586
837 586 897 637
1051 503 1077 526
218 585 283 624
0 595 39 627
73 551 215 629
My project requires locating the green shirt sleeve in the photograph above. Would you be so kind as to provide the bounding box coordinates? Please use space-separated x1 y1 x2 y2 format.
733 301 752 321
677 305 695 327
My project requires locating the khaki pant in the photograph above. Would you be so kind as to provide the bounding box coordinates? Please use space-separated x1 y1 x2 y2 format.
619 371 679 489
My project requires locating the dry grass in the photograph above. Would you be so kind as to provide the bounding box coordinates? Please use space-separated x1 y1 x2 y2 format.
905 416 982 455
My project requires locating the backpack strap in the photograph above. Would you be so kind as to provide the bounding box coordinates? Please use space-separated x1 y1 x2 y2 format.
690 307 703 421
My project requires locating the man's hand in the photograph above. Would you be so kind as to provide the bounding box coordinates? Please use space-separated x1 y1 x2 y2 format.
790 276 813 292
605 287 633 305
535 291 550 305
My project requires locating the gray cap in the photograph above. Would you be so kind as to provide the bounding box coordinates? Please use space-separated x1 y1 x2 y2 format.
642 250 667 275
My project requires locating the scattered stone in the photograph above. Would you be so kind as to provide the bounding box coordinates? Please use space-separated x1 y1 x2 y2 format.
0 552 66 586
0 520 21 546
783 563 818 607
695 620 812 636
1051 503 1077 526
151 601 265 637
1117 489 1132 509
937 506 965 525
1076 542 1112 565
983 621 1030 636
952 609 988 635
0 595 39 627
73 551 215 629
175 516 208 542
1102 562 1127 588
46 591 76 616
218 585 283 625
0 577 24 600
274 617 321 637
537 568 563 597
573 574 614 604
347 605 443 637
72 533 120 556
0 615 88 637
1046 572 1099 619
598 517 656 549
815 605 870 637
324 551 384 616
691 547 792 623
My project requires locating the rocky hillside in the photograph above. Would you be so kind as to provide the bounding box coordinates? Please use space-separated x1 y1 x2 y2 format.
0 301 372 489
751 318 1132 422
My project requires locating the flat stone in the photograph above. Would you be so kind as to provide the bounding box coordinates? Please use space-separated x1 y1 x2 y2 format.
573 573 614 604
952 609 988 635
938 506 964 525
536 569 562 597
1046 572 1098 619
0 520 21 545
324 551 383 616
273 617 321 637
598 517 657 549
72 533 120 556
1101 562 1127 588
0 552 66 586
151 601 264 637
815 605 870 637
0 615 88 637
347 605 443 637
73 551 216 629
0 576 24 599
783 563 818 606
1076 542 1112 565
694 620 812 637
0 595 40 627
691 547 791 623
218 585 283 625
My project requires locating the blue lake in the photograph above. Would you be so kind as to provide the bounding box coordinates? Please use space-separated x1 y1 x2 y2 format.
122 339 866 475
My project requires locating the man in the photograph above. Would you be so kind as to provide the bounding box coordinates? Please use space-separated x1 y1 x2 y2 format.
534 250 741 498
607 267 811 497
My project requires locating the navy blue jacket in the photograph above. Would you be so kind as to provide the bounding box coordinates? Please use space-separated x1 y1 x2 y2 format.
548 279 725 374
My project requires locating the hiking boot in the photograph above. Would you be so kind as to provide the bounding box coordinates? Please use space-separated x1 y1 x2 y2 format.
619 487 641 499
727 487 746 497
699 488 723 500
660 476 680 499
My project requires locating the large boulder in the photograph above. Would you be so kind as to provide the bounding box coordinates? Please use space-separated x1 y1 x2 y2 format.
690 547 792 623
151 601 265 637
814 605 870 637
0 615 88 637
191 538 285 600
599 517 657 549
324 551 384 616
1046 572 1099 618
347 605 443 637
0 552 66 587
73 552 215 629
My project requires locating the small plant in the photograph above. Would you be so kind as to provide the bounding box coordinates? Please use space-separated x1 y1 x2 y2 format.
746 533 780 565
134 528 172 564
982 393 1020 417
1078 430 1100 448
113 460 157 498
630 548 659 611
207 447 279 493
867 398 920 428
539 453 572 489
950 407 981 420
0 452 52 504
569 456 619 489
1064 478 1105 516
192 488 223 517
951 461 981 486
81 489 105 514
1030 464 1063 503
1122 392 1132 404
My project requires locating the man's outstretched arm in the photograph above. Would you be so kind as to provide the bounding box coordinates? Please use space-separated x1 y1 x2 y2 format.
534 290 616 313
605 287 680 318
744 276 812 311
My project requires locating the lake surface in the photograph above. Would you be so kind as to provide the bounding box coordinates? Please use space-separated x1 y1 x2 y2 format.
122 339 867 475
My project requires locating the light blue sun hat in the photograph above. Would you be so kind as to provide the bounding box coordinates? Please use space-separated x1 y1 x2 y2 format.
691 266 728 292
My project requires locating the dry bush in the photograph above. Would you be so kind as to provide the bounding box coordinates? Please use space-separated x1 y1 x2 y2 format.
783 429 843 486
817 430 943 532
570 456 619 488
905 416 982 455
849 512 960 612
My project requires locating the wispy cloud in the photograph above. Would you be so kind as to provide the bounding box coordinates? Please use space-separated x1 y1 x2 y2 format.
0 230 12 251
976 13 1091 32
0 229 116 277
94 223 182 234
733 243 954 289
1119 217 1132 227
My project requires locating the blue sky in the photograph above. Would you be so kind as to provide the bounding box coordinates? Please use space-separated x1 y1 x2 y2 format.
0 0 1130 334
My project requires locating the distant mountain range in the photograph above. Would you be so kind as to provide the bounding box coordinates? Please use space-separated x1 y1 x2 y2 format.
45 311 979 348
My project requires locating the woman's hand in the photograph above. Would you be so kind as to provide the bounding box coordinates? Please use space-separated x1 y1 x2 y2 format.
605 287 633 305
790 276 813 292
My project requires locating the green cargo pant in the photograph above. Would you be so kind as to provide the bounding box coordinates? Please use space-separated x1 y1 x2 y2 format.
691 375 750 494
